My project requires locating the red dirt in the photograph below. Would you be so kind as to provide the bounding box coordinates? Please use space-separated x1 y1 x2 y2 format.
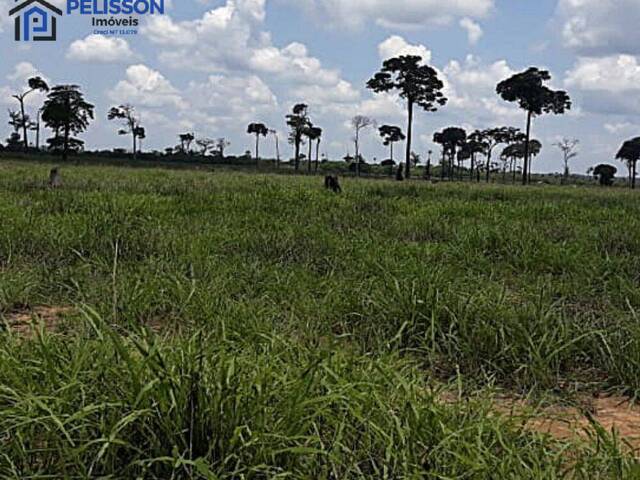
3 306 74 337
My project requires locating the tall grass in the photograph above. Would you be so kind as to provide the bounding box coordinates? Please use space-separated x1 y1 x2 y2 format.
2 160 640 476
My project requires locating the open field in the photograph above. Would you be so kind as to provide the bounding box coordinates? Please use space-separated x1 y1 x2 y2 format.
2 160 640 478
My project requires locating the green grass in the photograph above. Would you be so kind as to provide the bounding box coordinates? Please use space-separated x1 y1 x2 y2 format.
1 160 640 478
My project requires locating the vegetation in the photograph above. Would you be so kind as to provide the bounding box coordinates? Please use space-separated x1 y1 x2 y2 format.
2 161 640 476
496 68 571 185
367 55 447 179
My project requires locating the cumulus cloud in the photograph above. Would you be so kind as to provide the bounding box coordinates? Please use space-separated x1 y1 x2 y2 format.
67 35 136 63
565 55 640 92
288 0 493 30
378 36 432 62
556 0 640 55
564 54 640 115
142 0 346 91
108 64 184 109
459 18 483 45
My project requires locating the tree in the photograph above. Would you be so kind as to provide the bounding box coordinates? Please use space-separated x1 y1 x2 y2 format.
616 137 640 189
501 139 542 183
379 125 405 166
367 55 447 178
310 126 322 172
12 76 49 151
286 104 310 171
352 115 375 177
472 127 524 183
179 133 195 154
216 137 230 158
458 137 487 181
247 123 269 166
41 85 94 161
591 164 617 186
196 137 216 156
134 127 146 153
108 105 144 159
269 130 280 168
433 127 466 180
497 68 571 185
554 138 579 182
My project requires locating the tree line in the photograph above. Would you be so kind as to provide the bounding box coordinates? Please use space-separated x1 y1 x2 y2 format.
1 57 636 187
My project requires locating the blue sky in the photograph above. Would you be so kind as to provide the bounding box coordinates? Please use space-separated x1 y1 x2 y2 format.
2 0 640 174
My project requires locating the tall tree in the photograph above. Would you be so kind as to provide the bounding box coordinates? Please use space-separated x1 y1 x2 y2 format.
41 85 94 161
553 138 579 182
179 133 195 154
367 55 447 178
309 126 323 172
247 123 269 166
458 137 487 181
108 105 144 159
472 127 524 183
433 127 466 180
616 137 640 189
497 68 571 185
352 115 375 177
379 125 405 165
591 164 617 186
196 137 216 156
216 137 230 158
286 104 310 171
12 76 49 151
269 130 280 168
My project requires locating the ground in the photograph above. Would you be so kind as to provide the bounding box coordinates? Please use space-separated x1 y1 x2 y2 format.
1 159 640 478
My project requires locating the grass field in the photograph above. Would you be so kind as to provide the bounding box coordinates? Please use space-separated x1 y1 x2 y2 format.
2 160 640 478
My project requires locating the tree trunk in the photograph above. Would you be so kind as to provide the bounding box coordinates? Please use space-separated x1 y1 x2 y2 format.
440 151 446 180
634 161 637 189
405 100 414 179
63 123 69 162
36 117 40 151
315 139 320 173
255 134 260 166
132 132 137 160
275 135 280 169
20 99 28 152
355 131 360 177
523 110 532 185
470 154 475 181
307 138 312 173
486 148 492 183
294 138 300 171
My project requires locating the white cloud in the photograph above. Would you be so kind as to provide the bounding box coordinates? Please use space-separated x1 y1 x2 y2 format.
378 35 432 62
7 62 40 82
67 35 135 63
565 55 640 92
108 64 184 109
565 54 640 115
289 0 493 30
459 18 483 45
557 0 640 55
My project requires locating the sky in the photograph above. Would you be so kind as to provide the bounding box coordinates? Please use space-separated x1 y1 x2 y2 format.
1 0 640 174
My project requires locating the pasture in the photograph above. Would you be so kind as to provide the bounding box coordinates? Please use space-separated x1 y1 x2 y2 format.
1 160 640 478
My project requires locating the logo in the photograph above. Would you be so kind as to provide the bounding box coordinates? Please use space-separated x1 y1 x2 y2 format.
10 0 62 42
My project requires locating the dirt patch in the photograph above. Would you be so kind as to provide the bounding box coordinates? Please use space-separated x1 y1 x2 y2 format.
517 396 640 451
2 306 74 337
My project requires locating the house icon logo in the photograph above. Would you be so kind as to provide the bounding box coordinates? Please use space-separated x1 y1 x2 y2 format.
9 0 62 42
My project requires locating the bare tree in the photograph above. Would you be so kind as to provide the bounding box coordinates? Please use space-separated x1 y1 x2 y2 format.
108 105 144 159
215 137 230 158
12 76 49 151
269 129 280 168
352 115 375 177
553 138 579 183
196 137 217 156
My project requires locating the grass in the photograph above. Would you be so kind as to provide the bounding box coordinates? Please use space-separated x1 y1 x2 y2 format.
1 159 640 477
